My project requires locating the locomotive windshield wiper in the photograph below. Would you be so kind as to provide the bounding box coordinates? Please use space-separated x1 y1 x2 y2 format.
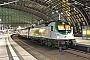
64 24 66 31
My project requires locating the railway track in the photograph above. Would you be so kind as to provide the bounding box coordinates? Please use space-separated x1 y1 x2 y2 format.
12 35 56 60
12 35 90 60
63 48 90 60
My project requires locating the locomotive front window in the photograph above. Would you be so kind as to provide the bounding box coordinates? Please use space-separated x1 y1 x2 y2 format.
58 25 65 30
65 25 70 30
58 25 71 30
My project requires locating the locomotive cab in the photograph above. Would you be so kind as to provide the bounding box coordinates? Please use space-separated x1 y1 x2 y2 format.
57 23 71 34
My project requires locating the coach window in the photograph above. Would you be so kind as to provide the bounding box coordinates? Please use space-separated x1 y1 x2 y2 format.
51 26 53 31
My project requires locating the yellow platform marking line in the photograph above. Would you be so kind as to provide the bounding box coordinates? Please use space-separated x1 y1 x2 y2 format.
7 37 20 60
18 38 56 60
63 49 90 60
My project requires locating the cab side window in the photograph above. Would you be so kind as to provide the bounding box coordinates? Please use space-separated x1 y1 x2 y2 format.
51 26 53 31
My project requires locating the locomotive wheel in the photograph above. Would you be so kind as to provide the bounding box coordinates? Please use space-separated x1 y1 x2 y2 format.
62 45 68 49
45 42 48 46
40 41 43 44
47 43 51 47
51 44 55 48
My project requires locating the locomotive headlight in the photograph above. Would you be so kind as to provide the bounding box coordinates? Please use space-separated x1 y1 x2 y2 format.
57 35 60 39
57 34 60 39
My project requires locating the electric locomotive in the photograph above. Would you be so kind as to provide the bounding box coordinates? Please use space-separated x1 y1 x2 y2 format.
28 21 76 49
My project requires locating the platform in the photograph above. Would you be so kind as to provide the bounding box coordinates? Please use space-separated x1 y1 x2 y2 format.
70 37 90 52
0 34 37 60
75 37 90 46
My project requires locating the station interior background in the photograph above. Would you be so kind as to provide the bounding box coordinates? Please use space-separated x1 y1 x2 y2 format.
0 0 90 39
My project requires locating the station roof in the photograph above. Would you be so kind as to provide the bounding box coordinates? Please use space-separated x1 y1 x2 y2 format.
0 0 90 34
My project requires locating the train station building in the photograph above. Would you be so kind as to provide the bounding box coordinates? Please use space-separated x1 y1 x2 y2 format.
0 0 90 60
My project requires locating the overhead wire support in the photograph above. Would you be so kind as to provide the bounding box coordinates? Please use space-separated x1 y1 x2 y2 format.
0 0 19 6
